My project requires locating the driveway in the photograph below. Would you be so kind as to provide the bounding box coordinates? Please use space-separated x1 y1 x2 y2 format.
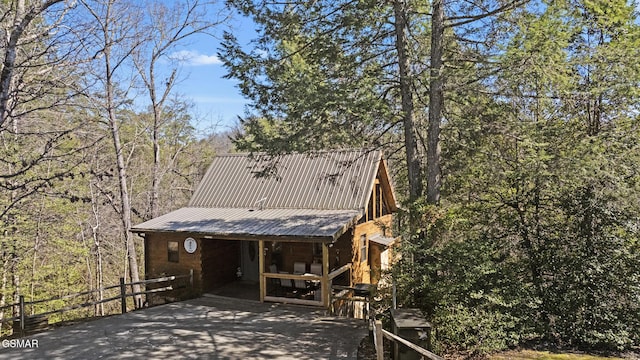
0 295 367 359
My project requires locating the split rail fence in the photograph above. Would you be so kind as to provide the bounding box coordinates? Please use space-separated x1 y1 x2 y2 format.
0 270 193 337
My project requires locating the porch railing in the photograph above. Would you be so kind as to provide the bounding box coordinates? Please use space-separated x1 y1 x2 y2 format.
261 263 352 307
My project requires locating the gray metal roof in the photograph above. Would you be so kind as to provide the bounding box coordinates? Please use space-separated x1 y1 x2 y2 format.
131 149 397 240
188 149 382 210
130 207 360 241
369 233 396 247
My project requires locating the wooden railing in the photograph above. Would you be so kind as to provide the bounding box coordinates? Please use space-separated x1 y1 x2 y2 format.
371 318 443 360
0 270 193 336
262 263 353 307
328 263 351 281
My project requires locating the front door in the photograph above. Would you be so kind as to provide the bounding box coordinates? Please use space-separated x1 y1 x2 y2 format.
240 241 260 282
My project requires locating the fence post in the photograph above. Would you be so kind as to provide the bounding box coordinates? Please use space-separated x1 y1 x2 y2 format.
328 280 333 315
374 320 384 360
120 277 127 314
19 295 25 333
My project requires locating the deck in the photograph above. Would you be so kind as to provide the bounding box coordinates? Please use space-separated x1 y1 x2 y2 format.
0 296 367 359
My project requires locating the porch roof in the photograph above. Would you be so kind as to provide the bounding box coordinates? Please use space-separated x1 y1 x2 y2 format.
369 233 396 247
130 207 361 242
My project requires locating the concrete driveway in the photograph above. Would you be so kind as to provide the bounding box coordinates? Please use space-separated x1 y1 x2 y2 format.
0 295 367 359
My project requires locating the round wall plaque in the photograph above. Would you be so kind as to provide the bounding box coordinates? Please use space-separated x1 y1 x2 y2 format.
184 237 197 254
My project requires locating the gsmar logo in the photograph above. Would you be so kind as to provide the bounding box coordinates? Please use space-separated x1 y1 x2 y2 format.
2 339 39 348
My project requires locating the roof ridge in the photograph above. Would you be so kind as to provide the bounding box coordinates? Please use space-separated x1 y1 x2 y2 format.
213 148 377 157
187 205 364 210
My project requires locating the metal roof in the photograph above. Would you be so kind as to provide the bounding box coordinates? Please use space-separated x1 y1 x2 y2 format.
130 149 398 240
188 149 382 210
130 207 360 242
369 233 396 247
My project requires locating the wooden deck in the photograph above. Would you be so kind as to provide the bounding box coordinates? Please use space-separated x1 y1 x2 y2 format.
0 296 367 359
206 280 260 301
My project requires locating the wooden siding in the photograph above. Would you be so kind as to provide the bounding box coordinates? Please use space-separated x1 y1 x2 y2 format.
369 243 384 284
142 212 394 307
352 214 394 285
143 232 202 302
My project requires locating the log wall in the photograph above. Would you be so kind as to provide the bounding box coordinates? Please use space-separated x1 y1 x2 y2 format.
144 232 203 302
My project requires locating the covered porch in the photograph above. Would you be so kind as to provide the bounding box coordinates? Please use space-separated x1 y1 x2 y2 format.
201 238 353 307
132 206 362 309
258 238 352 307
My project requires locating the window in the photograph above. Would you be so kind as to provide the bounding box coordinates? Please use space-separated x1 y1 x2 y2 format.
367 193 374 221
365 180 388 221
168 241 179 263
311 242 323 264
375 183 382 218
360 235 367 263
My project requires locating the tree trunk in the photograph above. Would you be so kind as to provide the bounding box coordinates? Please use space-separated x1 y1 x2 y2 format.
427 0 444 205
149 65 162 220
150 121 161 219
88 183 104 316
0 258 7 328
107 105 143 308
393 0 422 204
101 12 143 308
0 0 25 128
0 0 63 128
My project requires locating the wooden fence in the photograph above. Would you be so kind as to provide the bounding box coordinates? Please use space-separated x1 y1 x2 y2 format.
371 319 443 360
330 285 371 319
0 270 193 336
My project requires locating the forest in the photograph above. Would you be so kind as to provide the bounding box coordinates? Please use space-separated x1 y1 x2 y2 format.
0 0 230 333
2 0 640 356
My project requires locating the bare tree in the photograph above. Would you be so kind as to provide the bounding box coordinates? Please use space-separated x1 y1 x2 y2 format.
0 0 93 326
0 0 65 128
79 0 147 308
0 0 89 216
132 0 229 219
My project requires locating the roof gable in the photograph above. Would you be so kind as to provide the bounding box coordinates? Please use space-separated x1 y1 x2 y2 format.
189 149 383 210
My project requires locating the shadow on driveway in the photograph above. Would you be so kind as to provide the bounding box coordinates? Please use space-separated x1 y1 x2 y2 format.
0 296 367 359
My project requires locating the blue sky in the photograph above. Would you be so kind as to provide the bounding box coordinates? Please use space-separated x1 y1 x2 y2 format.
160 12 257 134
163 0 640 134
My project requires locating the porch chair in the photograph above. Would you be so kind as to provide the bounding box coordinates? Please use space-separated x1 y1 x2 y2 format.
269 264 284 296
293 262 310 293
278 271 294 292
310 263 322 276
309 263 323 300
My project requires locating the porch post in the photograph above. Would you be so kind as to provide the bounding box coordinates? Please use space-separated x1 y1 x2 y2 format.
259 240 265 302
322 242 330 307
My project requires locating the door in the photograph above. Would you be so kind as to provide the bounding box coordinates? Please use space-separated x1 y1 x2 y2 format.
240 241 260 282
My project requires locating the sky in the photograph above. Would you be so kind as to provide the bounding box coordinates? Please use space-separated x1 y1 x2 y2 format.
159 11 258 134
163 0 640 135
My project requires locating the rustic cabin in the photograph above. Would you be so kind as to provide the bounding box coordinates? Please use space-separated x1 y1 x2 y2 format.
130 149 398 308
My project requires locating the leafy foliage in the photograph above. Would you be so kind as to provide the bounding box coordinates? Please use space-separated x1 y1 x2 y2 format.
219 0 402 154
222 0 640 353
